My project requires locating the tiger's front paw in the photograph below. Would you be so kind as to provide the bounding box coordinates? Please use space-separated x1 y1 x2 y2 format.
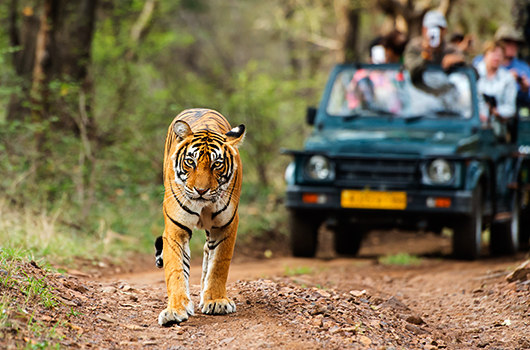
158 300 194 326
200 298 236 315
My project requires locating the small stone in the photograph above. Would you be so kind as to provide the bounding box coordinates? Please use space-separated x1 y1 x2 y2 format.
359 335 372 346
97 314 116 323
349 290 367 297
124 324 143 330
506 260 530 282
405 324 430 335
100 286 116 294
310 318 323 327
424 345 437 350
310 305 327 316
381 296 410 311
219 337 234 345
406 315 424 325
318 290 331 298
342 326 357 334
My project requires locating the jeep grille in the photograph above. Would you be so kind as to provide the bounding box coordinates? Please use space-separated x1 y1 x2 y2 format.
335 158 418 188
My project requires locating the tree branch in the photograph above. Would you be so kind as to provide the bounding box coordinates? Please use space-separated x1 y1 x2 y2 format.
131 0 157 43
8 0 20 49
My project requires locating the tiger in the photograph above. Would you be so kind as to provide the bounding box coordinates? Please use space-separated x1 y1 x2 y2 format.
156 108 245 327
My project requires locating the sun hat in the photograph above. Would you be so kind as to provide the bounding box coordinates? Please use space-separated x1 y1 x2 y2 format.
494 25 525 43
423 11 447 29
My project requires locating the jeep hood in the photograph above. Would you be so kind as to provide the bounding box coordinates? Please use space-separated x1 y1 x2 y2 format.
304 129 479 156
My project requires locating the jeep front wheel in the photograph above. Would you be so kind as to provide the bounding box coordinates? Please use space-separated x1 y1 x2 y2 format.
452 186 483 260
490 190 521 256
288 210 321 257
333 221 366 256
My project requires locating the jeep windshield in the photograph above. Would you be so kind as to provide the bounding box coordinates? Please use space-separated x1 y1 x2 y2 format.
326 66 473 120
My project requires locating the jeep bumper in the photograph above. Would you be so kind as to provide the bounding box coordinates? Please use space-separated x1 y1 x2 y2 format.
286 185 474 215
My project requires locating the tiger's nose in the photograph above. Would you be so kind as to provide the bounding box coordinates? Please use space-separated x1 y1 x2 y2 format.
195 187 208 195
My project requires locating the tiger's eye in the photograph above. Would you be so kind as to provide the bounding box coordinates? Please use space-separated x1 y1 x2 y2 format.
185 158 195 167
213 160 223 168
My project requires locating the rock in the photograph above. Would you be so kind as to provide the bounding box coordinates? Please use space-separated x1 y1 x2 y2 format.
97 314 116 323
67 269 90 278
309 305 327 316
381 296 410 311
124 324 144 330
506 260 530 282
100 286 116 294
405 324 430 335
329 326 342 334
359 335 372 346
349 290 367 297
310 317 323 327
219 337 234 345
342 326 357 334
406 315 424 325
317 290 331 298
322 320 336 329
383 275 393 283
424 345 437 350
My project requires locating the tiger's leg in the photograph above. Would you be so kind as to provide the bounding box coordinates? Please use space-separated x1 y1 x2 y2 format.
158 227 194 326
200 213 238 315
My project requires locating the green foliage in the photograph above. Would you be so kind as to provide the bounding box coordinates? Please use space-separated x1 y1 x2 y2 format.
378 253 422 266
0 0 517 265
284 265 314 276
20 273 58 308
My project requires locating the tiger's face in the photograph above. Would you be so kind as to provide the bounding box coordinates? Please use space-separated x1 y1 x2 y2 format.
171 121 245 203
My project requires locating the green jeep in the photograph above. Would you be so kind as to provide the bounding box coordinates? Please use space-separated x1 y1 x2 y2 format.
283 64 530 260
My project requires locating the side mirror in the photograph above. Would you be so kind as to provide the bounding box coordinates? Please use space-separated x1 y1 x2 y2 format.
306 107 317 126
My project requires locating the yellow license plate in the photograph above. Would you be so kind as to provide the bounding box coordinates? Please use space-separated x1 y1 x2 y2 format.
341 190 407 210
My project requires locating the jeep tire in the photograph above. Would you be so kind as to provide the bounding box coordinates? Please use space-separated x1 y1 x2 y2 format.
452 186 483 260
490 190 521 256
333 221 366 256
289 210 321 257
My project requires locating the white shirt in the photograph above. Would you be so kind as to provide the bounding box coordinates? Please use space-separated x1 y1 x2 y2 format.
474 60 517 120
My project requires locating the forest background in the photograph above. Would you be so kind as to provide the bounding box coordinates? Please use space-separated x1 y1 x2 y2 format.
0 0 518 264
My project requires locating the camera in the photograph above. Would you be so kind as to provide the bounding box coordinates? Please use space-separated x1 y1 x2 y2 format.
427 27 441 48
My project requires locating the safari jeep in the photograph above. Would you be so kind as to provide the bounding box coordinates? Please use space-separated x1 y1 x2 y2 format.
283 64 529 260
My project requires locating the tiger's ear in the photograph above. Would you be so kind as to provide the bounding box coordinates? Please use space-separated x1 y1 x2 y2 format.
173 121 193 142
225 124 245 148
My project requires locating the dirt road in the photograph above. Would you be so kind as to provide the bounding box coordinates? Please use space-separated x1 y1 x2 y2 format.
75 231 528 349
5 231 530 349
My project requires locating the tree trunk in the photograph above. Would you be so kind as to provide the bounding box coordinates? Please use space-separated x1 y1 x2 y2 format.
7 1 40 121
343 8 360 62
335 0 360 62
376 0 457 39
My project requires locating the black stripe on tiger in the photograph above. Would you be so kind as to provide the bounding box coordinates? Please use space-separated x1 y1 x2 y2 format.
162 236 190 280
212 206 238 230
212 170 237 219
164 208 192 239
208 236 228 250
225 124 245 138
170 182 200 217
155 236 164 268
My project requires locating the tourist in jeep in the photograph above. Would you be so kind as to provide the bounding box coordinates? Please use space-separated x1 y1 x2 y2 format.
474 25 530 109
474 40 517 139
404 10 465 93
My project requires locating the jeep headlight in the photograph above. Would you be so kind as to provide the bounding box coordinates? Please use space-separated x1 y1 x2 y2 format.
427 159 453 184
305 155 333 181
284 162 295 185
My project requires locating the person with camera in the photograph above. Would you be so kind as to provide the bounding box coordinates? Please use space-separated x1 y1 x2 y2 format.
404 11 465 93
475 41 517 139
474 26 530 109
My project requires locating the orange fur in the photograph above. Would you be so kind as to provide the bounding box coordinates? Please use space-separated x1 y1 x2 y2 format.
158 108 244 326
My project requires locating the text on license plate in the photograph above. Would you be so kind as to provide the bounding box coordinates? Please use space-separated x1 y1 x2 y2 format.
341 190 407 210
